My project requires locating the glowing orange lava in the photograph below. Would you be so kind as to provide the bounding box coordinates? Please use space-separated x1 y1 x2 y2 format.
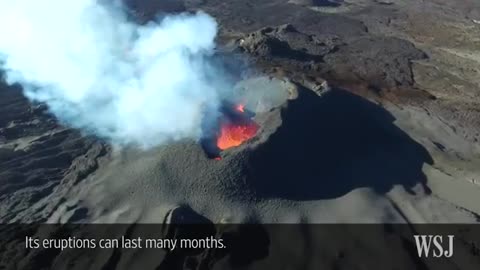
216 122 258 150
235 104 245 113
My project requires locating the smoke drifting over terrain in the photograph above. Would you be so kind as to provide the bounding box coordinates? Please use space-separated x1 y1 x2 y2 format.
0 0 225 148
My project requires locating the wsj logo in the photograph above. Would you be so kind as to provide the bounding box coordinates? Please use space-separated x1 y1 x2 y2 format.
413 235 454 258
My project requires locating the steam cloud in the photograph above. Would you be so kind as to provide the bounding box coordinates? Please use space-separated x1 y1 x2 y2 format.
0 0 228 148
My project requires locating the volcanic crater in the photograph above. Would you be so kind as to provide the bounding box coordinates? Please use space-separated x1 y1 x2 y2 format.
206 76 433 201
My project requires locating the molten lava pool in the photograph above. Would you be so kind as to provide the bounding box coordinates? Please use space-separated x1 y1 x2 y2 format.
216 122 259 150
214 104 259 150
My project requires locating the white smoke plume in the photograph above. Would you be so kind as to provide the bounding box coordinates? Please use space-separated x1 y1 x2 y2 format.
0 0 227 148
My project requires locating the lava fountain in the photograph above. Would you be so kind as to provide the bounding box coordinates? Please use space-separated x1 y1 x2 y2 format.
200 102 260 160
216 104 259 150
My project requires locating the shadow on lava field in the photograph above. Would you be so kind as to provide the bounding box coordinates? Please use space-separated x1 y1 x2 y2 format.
246 88 433 200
